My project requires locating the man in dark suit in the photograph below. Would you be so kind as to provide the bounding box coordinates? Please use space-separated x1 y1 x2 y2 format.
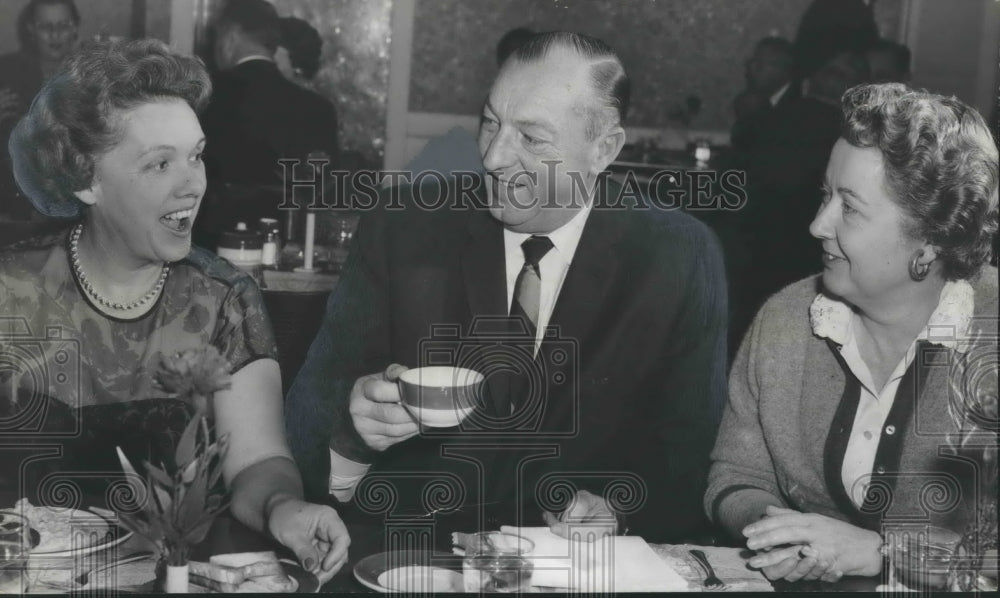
731 37 799 156
197 0 338 246
285 32 728 543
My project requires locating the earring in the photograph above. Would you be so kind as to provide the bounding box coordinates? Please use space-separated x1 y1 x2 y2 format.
909 253 931 281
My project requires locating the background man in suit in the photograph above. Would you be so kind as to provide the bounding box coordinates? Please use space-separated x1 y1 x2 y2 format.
196 0 338 248
730 37 798 157
285 32 728 543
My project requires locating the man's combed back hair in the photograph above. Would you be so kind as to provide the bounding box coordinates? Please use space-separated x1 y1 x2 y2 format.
512 31 630 139
841 83 999 280
8 38 211 219
217 0 281 54
279 16 323 80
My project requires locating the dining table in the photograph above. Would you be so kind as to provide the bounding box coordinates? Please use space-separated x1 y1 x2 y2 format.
15 497 890 593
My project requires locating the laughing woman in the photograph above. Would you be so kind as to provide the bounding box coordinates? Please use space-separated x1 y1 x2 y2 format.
705 84 998 583
0 39 348 582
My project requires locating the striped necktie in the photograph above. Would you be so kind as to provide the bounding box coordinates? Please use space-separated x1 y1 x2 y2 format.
509 235 554 342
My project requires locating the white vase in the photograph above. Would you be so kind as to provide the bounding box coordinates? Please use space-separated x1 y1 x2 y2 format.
165 564 189 593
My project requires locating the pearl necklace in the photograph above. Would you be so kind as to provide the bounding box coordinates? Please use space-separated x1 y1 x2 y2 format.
70 224 170 312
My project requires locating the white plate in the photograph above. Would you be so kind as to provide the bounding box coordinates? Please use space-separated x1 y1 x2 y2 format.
27 508 132 558
377 565 463 592
354 550 465 593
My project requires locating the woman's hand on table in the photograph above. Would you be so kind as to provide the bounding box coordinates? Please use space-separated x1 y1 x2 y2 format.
266 498 351 584
745 543 838 582
742 505 881 580
543 489 618 540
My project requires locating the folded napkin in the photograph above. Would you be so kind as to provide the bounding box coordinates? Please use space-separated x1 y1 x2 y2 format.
499 526 689 592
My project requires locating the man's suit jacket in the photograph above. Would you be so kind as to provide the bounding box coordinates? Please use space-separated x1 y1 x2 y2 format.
197 60 338 244
285 178 729 542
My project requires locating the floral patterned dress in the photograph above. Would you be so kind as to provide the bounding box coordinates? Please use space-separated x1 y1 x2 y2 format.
0 228 278 505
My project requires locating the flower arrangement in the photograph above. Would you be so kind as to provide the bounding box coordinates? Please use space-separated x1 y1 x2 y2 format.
115 346 233 570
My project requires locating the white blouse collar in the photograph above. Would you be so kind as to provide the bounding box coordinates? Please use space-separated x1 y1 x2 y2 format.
810 280 976 353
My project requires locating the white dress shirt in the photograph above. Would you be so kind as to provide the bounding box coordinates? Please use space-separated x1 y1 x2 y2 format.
810 281 975 507
328 203 594 500
769 82 791 107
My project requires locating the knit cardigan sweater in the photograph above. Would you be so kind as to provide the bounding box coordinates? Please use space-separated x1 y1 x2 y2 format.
705 268 998 540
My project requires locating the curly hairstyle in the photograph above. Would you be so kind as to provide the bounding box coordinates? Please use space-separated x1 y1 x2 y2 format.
278 17 322 80
841 83 999 281
8 38 212 219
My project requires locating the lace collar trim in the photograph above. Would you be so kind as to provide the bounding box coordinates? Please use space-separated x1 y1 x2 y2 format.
809 280 975 353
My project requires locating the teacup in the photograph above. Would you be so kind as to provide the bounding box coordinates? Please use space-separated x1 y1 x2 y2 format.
397 367 484 427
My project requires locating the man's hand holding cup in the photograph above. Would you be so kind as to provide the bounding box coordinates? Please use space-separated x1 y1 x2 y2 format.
349 364 419 451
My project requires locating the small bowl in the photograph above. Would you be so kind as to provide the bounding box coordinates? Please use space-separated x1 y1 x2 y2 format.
397 367 484 427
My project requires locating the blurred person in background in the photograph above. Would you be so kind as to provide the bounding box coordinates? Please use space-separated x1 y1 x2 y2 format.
1 0 80 224
197 0 338 249
275 16 323 85
793 0 878 91
731 51 869 346
731 37 798 156
806 51 871 106
865 38 911 84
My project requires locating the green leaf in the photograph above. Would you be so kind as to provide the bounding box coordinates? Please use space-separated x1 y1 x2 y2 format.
118 511 150 537
181 460 199 484
147 471 172 519
115 447 146 510
176 465 209 531
175 415 201 468
144 462 174 488
182 515 217 545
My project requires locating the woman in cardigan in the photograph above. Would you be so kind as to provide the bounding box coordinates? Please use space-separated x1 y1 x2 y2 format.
705 83 998 582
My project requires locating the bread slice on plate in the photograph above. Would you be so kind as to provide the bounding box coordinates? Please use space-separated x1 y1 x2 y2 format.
210 552 285 578
189 551 297 592
234 574 298 593
189 560 245 592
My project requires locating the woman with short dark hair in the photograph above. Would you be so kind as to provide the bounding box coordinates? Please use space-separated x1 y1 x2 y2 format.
2 39 349 582
706 83 998 583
